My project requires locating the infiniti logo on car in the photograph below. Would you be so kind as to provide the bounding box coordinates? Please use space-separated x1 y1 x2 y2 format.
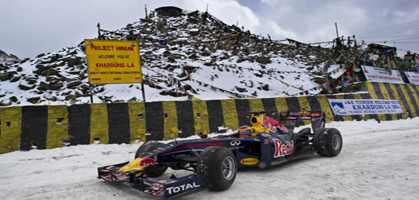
230 140 241 146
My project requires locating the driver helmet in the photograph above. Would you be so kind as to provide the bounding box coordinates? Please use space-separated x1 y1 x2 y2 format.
238 126 252 137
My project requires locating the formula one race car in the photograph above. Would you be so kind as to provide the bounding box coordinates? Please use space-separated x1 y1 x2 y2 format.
98 111 342 198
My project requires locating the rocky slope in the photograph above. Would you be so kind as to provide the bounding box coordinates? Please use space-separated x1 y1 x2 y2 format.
0 8 342 106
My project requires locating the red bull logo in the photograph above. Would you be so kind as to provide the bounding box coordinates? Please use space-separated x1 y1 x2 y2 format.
273 139 294 158
260 115 288 132
140 157 158 167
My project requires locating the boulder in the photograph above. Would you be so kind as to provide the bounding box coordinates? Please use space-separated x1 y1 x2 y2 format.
0 100 11 106
75 91 84 97
43 68 60 77
65 95 77 101
18 83 36 90
10 76 21 82
67 80 82 89
26 77 38 84
50 82 64 90
9 96 18 102
183 65 199 74
61 91 72 96
312 77 327 85
27 97 40 104
0 72 11 81
167 56 176 62
261 84 269 91
201 50 211 57
188 54 199 60
60 56 81 67
38 81 50 90
232 49 240 56
44 94 57 101
256 56 271 64
34 64 55 75
235 86 247 93
163 50 172 56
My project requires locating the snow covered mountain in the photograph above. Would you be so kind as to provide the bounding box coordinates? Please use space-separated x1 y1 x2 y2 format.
0 49 19 64
0 7 339 106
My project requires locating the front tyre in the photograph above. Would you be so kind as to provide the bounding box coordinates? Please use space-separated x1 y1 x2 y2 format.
135 141 168 177
313 128 343 157
196 146 237 191
135 141 163 159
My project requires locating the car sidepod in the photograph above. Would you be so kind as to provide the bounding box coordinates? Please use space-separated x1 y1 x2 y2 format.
231 132 297 169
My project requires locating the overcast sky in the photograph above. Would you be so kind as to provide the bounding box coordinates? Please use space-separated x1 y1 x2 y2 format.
1 0 419 59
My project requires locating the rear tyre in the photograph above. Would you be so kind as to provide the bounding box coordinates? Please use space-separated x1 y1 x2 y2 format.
313 128 342 157
196 146 237 191
135 141 168 177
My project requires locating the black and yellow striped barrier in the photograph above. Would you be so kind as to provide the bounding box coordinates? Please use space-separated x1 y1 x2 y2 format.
1 82 419 153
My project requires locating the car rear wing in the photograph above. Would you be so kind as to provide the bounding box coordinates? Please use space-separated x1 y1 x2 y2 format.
279 111 325 133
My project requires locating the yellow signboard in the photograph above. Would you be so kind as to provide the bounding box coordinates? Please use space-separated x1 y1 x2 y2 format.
84 39 143 84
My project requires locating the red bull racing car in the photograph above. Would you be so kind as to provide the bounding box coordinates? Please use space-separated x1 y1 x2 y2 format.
98 111 343 198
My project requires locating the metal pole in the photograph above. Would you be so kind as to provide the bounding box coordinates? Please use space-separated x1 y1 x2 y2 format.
335 22 339 38
145 4 148 19
141 82 146 102
89 84 94 103
97 23 101 39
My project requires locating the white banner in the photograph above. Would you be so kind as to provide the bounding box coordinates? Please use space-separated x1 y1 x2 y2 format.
404 71 419 85
361 66 404 84
328 99 403 115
